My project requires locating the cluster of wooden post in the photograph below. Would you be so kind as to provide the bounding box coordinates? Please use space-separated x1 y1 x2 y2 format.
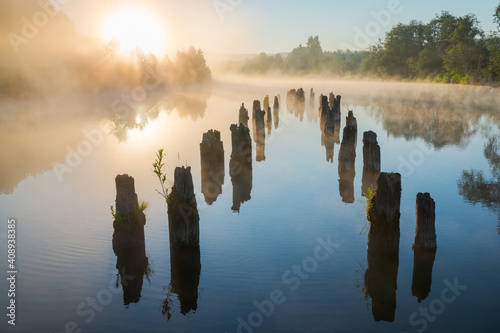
364 171 437 320
286 88 306 116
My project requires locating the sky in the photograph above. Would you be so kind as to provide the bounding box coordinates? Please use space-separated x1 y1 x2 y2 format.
51 0 500 56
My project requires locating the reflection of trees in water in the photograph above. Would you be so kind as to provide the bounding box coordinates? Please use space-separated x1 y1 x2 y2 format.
356 87 500 149
458 137 500 233
109 88 211 142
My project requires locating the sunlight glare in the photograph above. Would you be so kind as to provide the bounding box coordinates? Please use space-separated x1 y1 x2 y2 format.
102 7 165 56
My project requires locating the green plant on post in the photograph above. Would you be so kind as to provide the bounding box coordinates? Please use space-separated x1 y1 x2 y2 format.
153 148 169 203
361 187 376 236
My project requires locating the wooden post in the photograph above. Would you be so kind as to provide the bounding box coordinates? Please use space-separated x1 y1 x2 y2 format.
167 167 199 249
200 130 225 205
254 109 266 162
338 124 357 203
252 100 261 119
362 131 381 196
239 103 249 128
230 124 253 212
310 88 315 108
112 174 149 305
413 193 437 250
263 95 270 114
273 96 280 129
112 174 146 254
367 173 402 254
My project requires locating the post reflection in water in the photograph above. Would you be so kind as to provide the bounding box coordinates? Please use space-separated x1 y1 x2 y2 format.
162 246 201 320
364 251 399 322
411 249 437 303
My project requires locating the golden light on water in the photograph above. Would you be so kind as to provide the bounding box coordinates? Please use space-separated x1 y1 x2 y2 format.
101 6 166 56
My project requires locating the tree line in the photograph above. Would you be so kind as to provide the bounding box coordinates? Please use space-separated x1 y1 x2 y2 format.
237 7 500 84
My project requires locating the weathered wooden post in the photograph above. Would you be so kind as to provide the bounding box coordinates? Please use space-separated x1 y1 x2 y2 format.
364 172 401 322
252 100 261 119
112 174 149 305
200 130 225 205
267 106 273 136
333 95 341 123
310 88 315 108
112 174 146 254
329 92 335 109
239 103 249 128
413 193 437 250
411 193 437 302
254 109 266 162
167 167 200 249
263 95 270 114
338 124 357 203
367 173 402 254
230 124 253 212
273 96 280 129
362 131 381 196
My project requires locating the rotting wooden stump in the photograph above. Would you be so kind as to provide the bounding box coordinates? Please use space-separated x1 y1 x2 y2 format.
254 109 266 162
229 124 253 212
263 95 270 113
362 131 381 196
338 125 357 203
267 106 273 136
367 173 402 254
413 193 437 250
310 88 315 108
112 174 146 255
239 103 249 128
252 100 261 118
200 130 225 205
273 95 280 110
167 166 199 249
273 97 280 129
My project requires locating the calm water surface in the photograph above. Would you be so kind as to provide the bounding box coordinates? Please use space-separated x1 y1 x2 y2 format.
0 78 499 333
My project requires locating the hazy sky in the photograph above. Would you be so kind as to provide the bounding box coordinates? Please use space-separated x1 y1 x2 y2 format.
52 0 499 56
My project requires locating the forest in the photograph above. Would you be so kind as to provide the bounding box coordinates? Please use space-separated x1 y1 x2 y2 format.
237 7 500 84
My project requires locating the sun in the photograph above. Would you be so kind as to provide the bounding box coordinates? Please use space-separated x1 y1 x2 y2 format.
102 7 165 56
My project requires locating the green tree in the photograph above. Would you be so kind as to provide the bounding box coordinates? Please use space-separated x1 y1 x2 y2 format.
443 15 486 78
494 4 500 29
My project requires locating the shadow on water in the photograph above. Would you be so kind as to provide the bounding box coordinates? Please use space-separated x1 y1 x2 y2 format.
458 136 500 234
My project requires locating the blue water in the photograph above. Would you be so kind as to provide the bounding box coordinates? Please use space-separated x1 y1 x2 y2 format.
0 79 499 333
